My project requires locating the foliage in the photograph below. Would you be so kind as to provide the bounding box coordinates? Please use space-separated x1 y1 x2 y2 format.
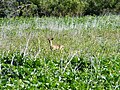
0 0 38 18
85 0 120 15
33 0 86 16
0 15 120 89
0 0 120 17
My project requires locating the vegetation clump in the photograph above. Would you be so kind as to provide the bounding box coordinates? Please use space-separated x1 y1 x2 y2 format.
0 0 120 17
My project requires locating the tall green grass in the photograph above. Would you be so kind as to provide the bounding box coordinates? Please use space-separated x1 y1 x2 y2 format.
0 15 120 89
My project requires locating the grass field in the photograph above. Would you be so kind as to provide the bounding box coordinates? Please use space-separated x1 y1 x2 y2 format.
0 15 120 90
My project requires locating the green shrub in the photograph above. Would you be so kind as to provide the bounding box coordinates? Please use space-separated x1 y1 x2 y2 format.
0 0 120 17
85 0 120 15
29 0 87 16
0 0 38 18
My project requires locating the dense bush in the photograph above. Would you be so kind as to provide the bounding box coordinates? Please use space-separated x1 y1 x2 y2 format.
0 0 120 17
30 0 86 16
85 0 120 15
0 0 37 17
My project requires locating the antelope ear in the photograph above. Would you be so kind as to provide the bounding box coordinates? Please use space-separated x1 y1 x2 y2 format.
51 38 54 40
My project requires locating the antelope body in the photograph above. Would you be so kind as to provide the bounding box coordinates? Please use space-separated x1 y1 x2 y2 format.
48 38 64 50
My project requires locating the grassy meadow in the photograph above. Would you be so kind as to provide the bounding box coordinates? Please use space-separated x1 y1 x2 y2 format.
0 15 120 89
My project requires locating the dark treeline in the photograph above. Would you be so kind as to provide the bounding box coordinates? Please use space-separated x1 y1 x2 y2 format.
0 0 120 18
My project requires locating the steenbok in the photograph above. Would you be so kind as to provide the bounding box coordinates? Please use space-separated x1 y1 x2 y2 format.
48 38 64 50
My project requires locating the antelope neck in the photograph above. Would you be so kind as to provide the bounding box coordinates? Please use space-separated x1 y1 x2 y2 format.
49 40 53 46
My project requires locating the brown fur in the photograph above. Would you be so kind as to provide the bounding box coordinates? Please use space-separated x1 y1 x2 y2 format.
48 38 64 50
